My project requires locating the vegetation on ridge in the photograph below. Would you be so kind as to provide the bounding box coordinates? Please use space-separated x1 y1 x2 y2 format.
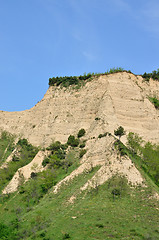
142 69 159 82
48 67 131 88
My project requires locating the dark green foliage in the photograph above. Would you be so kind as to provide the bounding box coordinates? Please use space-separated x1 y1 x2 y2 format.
95 223 104 228
48 69 130 88
127 132 143 154
0 222 16 240
79 142 86 148
17 138 35 153
42 157 50 167
62 233 71 239
98 132 107 138
114 140 128 156
95 117 100 120
114 126 125 140
49 73 92 88
126 132 159 186
30 172 37 179
0 138 38 192
148 97 159 109
142 69 159 81
79 149 87 158
42 154 66 169
12 155 20 162
44 141 67 168
46 141 62 151
111 188 121 197
42 141 72 171
77 128 86 138
67 135 79 147
107 67 124 74
79 73 92 80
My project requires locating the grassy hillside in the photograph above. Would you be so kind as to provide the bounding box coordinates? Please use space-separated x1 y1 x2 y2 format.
0 131 159 240
0 131 15 166
0 170 159 240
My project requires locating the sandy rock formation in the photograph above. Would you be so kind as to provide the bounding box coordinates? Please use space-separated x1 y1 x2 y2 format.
0 72 158 147
3 150 49 194
53 135 144 195
1 72 159 194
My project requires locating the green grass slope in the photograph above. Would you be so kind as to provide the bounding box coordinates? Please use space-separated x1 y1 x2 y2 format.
0 171 159 240
0 131 159 240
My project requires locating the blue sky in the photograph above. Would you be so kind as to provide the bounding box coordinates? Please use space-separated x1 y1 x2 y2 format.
0 0 159 111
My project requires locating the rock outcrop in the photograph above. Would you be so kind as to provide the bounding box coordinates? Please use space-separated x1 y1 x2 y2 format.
0 72 158 147
1 72 159 194
2 150 49 194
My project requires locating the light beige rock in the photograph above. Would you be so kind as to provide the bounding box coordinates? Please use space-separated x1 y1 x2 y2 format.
1 72 159 195
2 150 49 194
54 135 144 194
0 72 158 147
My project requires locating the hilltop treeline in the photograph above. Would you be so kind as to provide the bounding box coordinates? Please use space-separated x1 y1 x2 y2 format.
48 68 159 87
49 73 92 88
142 69 159 81
48 68 129 88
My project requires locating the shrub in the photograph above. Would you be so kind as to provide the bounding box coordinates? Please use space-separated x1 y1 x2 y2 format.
0 222 16 240
107 67 124 74
98 133 107 138
114 126 125 140
79 149 87 158
77 128 86 138
47 141 61 151
142 69 159 81
67 135 79 147
62 233 71 239
114 140 128 156
126 132 143 154
79 142 86 148
111 188 121 199
42 157 50 167
148 97 159 109
49 74 92 88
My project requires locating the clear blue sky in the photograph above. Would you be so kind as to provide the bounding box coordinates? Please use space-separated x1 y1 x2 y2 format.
0 0 159 111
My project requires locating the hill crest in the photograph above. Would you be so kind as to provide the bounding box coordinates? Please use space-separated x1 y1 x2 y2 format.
0 72 158 146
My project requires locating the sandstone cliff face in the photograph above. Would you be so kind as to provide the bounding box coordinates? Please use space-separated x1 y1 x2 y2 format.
0 72 159 146
1 72 159 194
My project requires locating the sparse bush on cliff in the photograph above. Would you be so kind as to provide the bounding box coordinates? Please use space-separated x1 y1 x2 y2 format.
49 73 93 88
48 68 130 88
79 149 87 158
148 96 159 109
79 142 86 148
114 126 125 140
77 128 86 138
67 135 79 147
98 133 108 138
47 141 62 151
